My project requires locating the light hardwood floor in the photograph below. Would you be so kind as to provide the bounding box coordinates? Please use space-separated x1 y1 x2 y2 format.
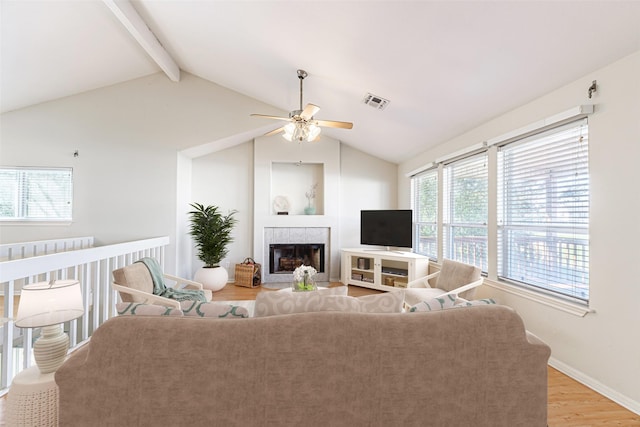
1 283 638 426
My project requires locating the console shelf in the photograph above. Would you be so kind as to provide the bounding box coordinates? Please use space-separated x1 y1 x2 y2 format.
341 248 429 292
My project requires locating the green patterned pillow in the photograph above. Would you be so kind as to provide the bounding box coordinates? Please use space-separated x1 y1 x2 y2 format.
454 298 497 307
116 302 183 316
179 301 249 318
408 294 457 312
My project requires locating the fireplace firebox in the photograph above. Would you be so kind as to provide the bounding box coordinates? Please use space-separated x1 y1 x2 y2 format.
269 244 325 275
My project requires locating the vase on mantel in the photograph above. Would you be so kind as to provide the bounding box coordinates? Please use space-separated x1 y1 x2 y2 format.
304 205 316 215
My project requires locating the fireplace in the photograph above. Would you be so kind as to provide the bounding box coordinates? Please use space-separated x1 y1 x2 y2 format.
269 244 325 275
263 227 330 283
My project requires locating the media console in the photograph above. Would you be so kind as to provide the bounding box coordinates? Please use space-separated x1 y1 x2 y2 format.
341 248 430 292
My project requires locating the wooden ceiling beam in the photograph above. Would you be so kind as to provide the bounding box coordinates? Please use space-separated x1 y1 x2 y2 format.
102 0 180 82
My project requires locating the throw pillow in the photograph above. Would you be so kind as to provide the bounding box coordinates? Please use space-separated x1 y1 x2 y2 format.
116 302 183 316
254 286 348 317
314 291 405 313
408 294 457 312
180 301 249 318
357 291 405 313
315 295 362 313
454 298 497 307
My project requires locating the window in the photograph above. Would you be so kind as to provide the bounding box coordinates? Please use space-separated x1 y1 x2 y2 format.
412 168 437 260
497 119 589 301
0 167 73 221
443 153 488 271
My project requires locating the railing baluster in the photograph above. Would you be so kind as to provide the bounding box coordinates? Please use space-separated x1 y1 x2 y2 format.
1 280 15 390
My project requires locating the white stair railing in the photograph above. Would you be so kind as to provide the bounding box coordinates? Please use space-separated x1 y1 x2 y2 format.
0 235 170 392
0 236 94 261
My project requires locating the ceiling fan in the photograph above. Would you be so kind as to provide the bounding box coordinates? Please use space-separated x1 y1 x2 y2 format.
251 69 353 142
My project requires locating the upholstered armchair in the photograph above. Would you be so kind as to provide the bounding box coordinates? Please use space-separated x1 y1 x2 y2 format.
403 258 483 307
112 261 213 310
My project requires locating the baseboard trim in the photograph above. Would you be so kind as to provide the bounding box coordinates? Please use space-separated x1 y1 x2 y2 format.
549 357 640 415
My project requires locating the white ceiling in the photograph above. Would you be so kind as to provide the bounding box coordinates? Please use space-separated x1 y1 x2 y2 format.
2 1 639 163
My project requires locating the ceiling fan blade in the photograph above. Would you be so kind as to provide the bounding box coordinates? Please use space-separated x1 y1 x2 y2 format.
300 103 321 120
264 127 285 137
250 113 291 122
315 119 353 129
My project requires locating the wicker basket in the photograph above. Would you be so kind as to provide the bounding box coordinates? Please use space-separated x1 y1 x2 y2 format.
234 258 261 288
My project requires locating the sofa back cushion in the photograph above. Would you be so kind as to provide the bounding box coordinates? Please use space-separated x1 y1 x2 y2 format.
112 263 154 302
55 306 551 427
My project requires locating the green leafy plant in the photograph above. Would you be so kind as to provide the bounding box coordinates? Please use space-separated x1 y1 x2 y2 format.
188 203 238 268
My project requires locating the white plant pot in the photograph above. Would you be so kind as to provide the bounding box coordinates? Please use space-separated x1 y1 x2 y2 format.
194 266 228 292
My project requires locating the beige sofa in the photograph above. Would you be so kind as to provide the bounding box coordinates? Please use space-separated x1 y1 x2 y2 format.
56 305 550 427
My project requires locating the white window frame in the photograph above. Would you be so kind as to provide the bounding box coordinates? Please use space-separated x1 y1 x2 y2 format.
497 119 589 302
442 152 488 272
409 106 593 314
411 167 438 260
0 167 73 222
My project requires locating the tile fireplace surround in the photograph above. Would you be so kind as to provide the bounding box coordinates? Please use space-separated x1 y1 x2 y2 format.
263 227 330 283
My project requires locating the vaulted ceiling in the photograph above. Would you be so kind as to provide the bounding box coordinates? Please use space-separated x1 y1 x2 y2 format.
2 1 639 163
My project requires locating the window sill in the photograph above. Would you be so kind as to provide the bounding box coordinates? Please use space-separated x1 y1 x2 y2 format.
483 278 594 317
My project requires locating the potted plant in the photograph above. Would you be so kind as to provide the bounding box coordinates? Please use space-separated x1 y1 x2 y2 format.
188 203 238 291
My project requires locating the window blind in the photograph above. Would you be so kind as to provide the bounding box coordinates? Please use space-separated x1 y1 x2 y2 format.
497 119 589 301
412 168 438 259
0 167 73 221
443 153 488 271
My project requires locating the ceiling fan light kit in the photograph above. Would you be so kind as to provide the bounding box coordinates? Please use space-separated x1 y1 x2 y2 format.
251 69 353 143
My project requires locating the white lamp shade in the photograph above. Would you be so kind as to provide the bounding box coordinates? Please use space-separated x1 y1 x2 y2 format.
307 124 321 141
282 122 320 142
15 280 84 328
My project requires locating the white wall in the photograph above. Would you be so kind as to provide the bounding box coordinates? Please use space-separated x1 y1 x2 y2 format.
340 144 398 249
399 51 640 412
0 72 284 274
190 141 254 278
188 136 398 281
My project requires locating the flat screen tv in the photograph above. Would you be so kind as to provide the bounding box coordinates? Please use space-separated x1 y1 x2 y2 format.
360 210 413 249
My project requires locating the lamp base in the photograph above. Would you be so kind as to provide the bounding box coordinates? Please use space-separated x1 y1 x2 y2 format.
34 324 69 374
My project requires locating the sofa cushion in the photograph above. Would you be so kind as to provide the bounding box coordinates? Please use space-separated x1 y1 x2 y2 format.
116 302 183 316
316 291 405 313
254 286 348 317
408 294 457 312
180 301 249 318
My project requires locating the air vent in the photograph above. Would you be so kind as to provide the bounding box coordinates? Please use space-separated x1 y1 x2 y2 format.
362 93 390 110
